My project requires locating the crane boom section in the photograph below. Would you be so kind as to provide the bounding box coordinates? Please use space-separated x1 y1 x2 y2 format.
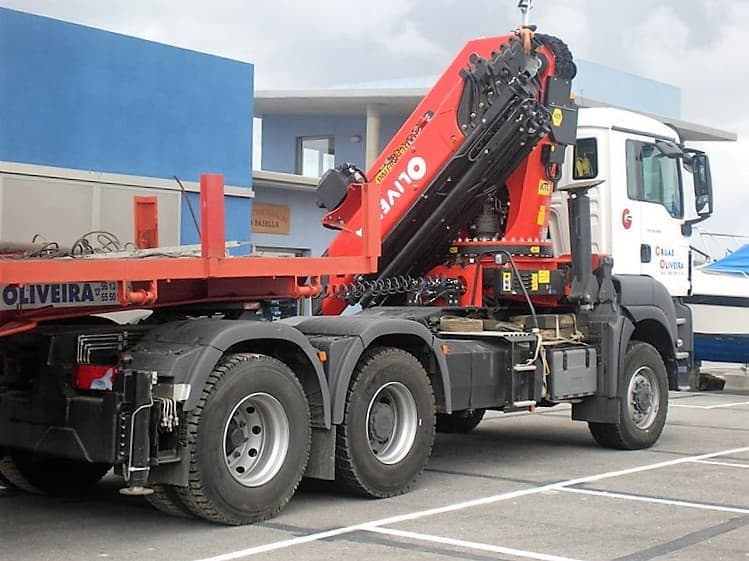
318 33 577 314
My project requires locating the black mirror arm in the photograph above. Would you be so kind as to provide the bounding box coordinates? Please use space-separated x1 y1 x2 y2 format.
682 213 712 236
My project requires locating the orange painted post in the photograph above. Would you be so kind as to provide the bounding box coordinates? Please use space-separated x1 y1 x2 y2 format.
200 174 225 259
133 196 159 249
360 182 381 272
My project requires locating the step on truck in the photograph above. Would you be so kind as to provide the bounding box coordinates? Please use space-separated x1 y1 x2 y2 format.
0 5 696 524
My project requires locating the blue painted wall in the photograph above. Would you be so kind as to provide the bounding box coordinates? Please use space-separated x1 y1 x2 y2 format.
254 113 410 256
261 114 408 174
180 193 252 256
261 115 366 174
250 189 335 257
256 114 409 255
0 7 254 187
380 115 406 152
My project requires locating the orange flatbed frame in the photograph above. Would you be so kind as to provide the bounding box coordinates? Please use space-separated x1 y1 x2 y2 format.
0 174 380 336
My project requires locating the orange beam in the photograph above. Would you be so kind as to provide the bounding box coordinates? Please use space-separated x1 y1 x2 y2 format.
0 255 379 285
0 174 382 290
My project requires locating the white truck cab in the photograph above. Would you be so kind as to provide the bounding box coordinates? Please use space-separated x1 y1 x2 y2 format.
551 107 713 297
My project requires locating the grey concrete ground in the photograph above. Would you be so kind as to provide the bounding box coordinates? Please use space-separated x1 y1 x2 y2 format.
1 388 747 561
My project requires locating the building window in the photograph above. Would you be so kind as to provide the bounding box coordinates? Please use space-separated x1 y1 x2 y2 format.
625 140 683 218
296 136 335 177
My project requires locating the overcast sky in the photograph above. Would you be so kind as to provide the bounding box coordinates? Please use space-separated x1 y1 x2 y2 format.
2 0 748 241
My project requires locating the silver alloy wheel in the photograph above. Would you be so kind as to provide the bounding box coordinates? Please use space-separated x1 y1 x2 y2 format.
365 381 418 465
223 392 290 487
627 366 660 429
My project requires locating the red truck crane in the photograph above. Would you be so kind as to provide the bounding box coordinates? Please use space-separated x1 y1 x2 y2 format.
0 13 688 525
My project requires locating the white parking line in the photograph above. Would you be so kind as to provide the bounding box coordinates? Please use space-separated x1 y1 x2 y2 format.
366 526 588 561
672 400 749 410
560 487 749 515
189 445 749 561
691 459 749 469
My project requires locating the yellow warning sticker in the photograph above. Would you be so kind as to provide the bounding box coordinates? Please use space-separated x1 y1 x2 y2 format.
538 180 552 196
449 246 458 254
531 273 539 292
536 205 546 226
538 269 550 284
530 246 540 255
502 271 512 292
552 107 563 127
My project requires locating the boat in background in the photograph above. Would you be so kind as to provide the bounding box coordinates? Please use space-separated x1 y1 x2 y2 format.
686 244 749 364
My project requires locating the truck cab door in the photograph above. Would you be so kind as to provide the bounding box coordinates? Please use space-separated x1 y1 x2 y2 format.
624 139 690 296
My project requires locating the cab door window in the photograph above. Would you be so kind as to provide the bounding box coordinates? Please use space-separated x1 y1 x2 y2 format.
625 140 683 218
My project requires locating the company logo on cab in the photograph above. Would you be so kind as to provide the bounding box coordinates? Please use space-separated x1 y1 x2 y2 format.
621 209 632 230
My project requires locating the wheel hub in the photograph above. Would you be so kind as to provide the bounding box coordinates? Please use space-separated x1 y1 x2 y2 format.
627 366 659 430
632 380 653 413
369 401 396 443
222 392 290 487
365 382 418 465
228 427 246 450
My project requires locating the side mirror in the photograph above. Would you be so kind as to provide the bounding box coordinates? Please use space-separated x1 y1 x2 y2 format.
692 152 713 217
572 138 598 180
681 151 713 236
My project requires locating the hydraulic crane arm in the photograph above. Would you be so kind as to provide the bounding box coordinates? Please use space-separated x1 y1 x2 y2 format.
317 31 577 315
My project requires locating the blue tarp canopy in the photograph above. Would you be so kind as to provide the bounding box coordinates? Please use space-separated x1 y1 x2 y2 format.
705 244 749 273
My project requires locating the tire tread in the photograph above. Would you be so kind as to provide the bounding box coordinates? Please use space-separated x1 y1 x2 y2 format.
335 347 434 498
176 353 310 525
588 341 668 450
0 456 42 494
145 484 193 518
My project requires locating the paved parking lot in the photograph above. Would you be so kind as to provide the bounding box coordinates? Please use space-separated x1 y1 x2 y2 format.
1 390 747 561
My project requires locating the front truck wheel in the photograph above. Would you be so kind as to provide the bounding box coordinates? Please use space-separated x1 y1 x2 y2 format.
336 347 435 498
588 342 669 450
175 353 311 525
0 452 110 495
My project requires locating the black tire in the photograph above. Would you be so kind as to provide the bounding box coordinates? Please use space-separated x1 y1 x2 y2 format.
588 342 668 450
145 484 193 519
0 456 38 494
175 353 311 525
0 454 15 491
436 409 486 433
0 452 110 495
336 347 435 498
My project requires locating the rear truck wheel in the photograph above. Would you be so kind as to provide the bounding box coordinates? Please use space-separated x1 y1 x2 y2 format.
0 453 14 490
588 341 669 450
436 408 486 433
0 452 110 495
145 484 193 518
175 353 311 525
336 347 435 498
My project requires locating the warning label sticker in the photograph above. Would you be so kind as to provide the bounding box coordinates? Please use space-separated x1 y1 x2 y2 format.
552 108 563 127
536 205 547 226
